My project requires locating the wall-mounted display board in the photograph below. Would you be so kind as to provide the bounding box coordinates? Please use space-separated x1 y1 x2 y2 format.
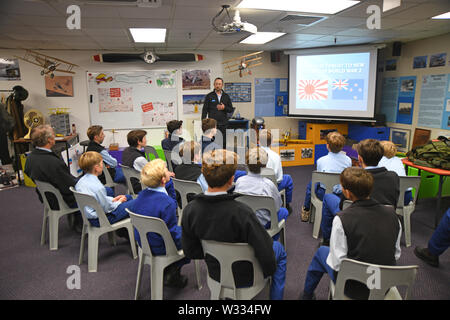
255 78 288 117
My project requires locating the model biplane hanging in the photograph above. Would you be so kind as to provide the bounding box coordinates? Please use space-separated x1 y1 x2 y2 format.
92 51 204 64
14 49 78 78
222 51 263 77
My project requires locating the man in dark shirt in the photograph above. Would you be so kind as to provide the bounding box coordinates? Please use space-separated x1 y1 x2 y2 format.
181 149 286 299
201 78 234 148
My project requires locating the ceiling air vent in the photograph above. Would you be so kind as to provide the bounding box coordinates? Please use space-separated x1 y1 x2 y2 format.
279 15 327 26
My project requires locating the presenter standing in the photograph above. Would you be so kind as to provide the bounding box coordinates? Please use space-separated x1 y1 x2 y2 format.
202 77 234 148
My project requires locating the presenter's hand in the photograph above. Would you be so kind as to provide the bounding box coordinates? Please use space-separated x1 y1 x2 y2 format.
217 103 225 110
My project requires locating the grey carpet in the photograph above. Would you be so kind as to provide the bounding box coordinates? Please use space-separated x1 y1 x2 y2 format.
0 165 449 300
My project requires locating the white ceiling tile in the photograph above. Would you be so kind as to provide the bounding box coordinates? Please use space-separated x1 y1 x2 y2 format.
117 5 172 19
12 15 67 28
0 0 61 16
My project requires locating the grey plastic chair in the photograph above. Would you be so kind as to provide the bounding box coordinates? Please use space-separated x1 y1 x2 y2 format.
34 180 79 250
80 140 90 153
201 240 270 300
144 146 159 160
103 166 119 190
171 177 204 290
235 193 286 250
260 167 286 206
163 149 174 172
70 187 137 272
328 258 418 300
128 209 197 300
120 164 145 199
396 176 421 247
310 171 341 239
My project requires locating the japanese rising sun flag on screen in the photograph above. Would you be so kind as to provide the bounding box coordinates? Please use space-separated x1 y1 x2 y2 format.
298 80 328 100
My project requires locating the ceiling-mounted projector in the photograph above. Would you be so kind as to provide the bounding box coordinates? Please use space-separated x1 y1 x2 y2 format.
213 5 257 35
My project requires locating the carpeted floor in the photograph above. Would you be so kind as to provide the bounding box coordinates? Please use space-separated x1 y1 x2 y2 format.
0 165 448 300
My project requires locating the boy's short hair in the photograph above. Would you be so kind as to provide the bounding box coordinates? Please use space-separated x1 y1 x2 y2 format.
326 131 346 153
380 140 397 159
258 129 272 147
246 147 268 174
340 166 373 200
202 118 217 133
141 159 166 188
127 129 147 147
79 151 103 173
202 150 237 188
31 124 54 147
355 139 384 166
179 141 201 162
87 125 103 141
166 120 183 134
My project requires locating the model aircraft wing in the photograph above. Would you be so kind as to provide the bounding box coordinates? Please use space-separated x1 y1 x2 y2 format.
93 52 204 63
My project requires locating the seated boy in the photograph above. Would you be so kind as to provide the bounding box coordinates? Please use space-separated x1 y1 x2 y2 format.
174 141 202 182
200 118 221 154
130 159 189 288
161 120 184 151
181 149 287 300
234 147 288 240
86 125 125 186
301 131 352 222
378 140 413 205
259 129 294 214
320 139 400 243
75 151 134 228
122 129 176 198
301 167 402 300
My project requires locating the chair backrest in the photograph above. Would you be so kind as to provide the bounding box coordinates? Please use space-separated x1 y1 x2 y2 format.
333 258 418 300
260 167 277 187
120 164 144 197
311 171 341 201
35 180 72 212
234 194 279 231
172 178 203 209
397 176 421 208
69 186 111 227
80 140 90 153
102 167 115 188
200 240 268 299
144 146 159 160
342 200 395 211
163 149 174 172
127 209 179 257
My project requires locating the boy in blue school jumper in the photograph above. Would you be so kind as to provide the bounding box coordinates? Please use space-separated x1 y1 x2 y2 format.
301 167 402 300
75 152 134 231
259 129 294 214
234 147 288 241
130 159 189 288
301 131 352 222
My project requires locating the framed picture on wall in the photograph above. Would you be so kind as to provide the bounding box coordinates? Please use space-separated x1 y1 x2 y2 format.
390 128 411 153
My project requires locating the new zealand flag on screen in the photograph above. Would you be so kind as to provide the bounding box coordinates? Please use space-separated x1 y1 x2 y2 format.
332 79 364 100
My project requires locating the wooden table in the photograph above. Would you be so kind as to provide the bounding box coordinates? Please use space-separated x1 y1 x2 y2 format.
402 158 450 227
13 134 79 185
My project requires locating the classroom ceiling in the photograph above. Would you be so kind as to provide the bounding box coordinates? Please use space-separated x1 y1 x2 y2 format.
0 0 449 53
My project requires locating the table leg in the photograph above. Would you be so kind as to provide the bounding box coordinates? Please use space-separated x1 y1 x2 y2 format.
435 175 444 228
13 143 23 185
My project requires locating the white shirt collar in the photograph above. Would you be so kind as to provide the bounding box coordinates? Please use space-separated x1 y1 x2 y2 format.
205 190 227 196
36 147 52 152
147 186 168 194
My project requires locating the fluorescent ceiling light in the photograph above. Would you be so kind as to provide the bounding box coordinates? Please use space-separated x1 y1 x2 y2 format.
431 12 450 19
240 32 286 44
237 0 360 15
129 28 166 43
383 0 401 12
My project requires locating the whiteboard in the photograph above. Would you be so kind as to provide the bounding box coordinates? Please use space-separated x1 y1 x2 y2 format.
87 70 178 129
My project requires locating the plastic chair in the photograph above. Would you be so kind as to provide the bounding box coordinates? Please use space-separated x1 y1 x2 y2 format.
127 209 197 300
144 146 160 160
70 187 137 272
163 149 174 172
171 177 204 290
80 140 90 153
34 180 80 250
310 171 341 239
201 240 270 300
235 194 286 249
328 258 418 300
260 167 286 206
396 176 421 247
103 166 119 190
120 164 145 199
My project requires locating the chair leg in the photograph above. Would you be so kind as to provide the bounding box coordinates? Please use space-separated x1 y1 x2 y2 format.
404 211 412 247
88 233 100 272
195 260 202 290
127 225 137 259
49 214 60 251
78 225 87 265
108 232 117 246
41 208 48 246
312 205 322 239
134 250 144 300
282 227 287 252
151 266 164 300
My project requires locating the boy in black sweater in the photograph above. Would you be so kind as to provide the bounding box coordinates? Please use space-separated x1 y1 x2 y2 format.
181 149 287 299
320 139 400 243
301 167 402 300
